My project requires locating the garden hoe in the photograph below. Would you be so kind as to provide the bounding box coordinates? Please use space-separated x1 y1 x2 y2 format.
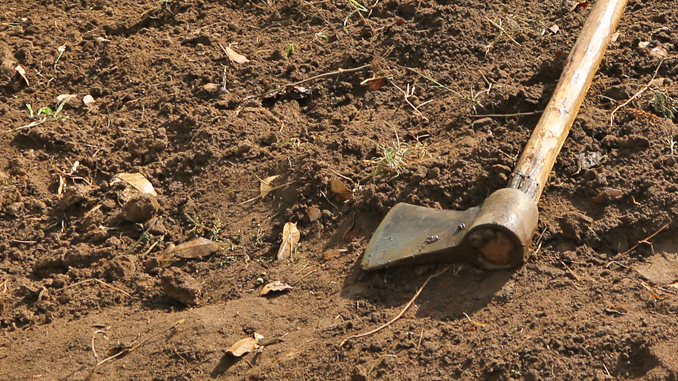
362 0 629 270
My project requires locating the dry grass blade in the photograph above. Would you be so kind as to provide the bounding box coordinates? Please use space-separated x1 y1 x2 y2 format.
277 222 300 260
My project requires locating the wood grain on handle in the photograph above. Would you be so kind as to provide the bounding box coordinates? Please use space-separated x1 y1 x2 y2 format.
509 0 629 201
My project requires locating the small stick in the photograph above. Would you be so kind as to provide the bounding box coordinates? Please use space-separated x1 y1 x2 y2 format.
291 269 319 286
612 223 669 259
286 64 371 88
485 17 521 46
610 60 663 125
416 329 425 350
469 110 544 118
340 265 450 346
560 261 582 282
87 319 185 380
65 278 132 298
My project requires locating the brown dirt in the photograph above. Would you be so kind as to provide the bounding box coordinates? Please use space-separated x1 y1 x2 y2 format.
1 0 678 380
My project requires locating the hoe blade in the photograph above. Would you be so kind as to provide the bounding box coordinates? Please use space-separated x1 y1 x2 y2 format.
361 203 479 270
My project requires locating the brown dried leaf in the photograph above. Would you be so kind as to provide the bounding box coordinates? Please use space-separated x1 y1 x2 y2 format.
308 206 322 221
112 173 158 196
227 337 259 357
569 0 589 11
277 222 300 261
171 237 221 259
225 46 250 64
330 178 352 202
260 280 293 296
157 243 176 268
360 76 387 90
639 41 669 59
260 175 280 198
15 64 29 86
592 188 623 203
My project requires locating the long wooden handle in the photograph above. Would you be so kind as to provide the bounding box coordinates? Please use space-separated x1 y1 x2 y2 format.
508 0 628 201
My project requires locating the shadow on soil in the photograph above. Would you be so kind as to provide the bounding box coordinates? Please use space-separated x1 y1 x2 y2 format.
340 262 515 321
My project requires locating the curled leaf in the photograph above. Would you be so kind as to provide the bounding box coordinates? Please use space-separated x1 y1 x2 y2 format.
260 281 293 296
227 337 259 357
360 77 387 90
224 46 250 64
15 64 29 86
111 173 158 196
172 237 221 259
330 178 352 202
277 222 300 261
260 175 280 198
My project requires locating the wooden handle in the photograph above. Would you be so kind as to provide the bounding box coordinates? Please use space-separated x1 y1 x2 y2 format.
509 0 628 201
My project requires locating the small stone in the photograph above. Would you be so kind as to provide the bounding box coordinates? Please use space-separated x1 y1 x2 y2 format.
202 83 219 93
120 194 159 223
161 268 201 305
473 117 494 128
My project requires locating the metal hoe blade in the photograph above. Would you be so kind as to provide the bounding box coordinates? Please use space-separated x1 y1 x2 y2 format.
361 204 479 270
361 188 539 270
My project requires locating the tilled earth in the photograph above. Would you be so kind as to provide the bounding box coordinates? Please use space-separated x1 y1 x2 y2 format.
0 0 677 380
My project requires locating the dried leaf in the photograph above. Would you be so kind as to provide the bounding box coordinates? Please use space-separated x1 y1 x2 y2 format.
308 206 322 221
639 41 669 59
610 32 621 43
83 94 95 106
570 0 589 11
171 237 221 259
395 18 406 26
56 94 76 104
360 76 387 90
112 173 158 196
330 178 352 202
15 64 29 86
254 332 265 345
592 188 623 203
277 222 300 261
157 243 177 268
227 337 259 357
225 46 250 64
669 282 678 290
260 175 280 198
260 281 293 296
547 24 559 34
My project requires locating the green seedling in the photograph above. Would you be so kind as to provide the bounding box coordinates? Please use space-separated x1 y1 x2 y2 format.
651 87 678 119
364 137 430 181
184 213 223 241
315 32 329 40
284 44 296 57
343 0 369 32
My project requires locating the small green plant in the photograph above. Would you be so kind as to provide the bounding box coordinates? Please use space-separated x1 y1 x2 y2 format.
364 136 430 180
284 44 296 57
184 213 223 241
250 223 265 247
315 32 329 40
651 88 678 119
343 0 369 31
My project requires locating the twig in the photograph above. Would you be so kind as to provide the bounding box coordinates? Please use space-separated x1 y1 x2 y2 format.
65 278 132 298
610 60 663 126
286 64 371 88
560 261 581 282
485 17 520 45
469 110 544 118
291 268 319 286
340 265 450 346
416 329 425 350
612 223 669 259
87 319 185 380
